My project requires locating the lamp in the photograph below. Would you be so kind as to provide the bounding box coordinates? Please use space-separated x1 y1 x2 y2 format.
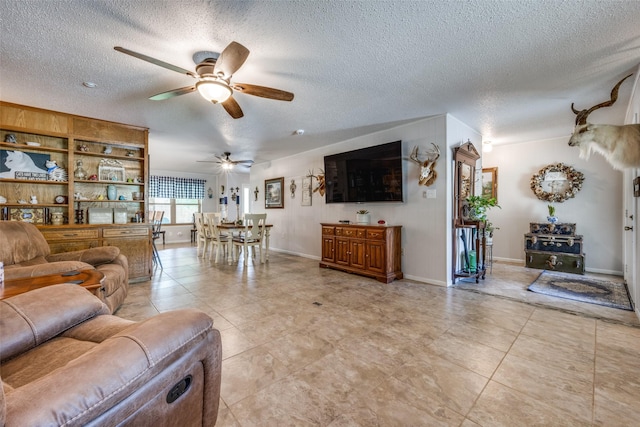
196 79 232 104
482 140 493 153
221 162 233 170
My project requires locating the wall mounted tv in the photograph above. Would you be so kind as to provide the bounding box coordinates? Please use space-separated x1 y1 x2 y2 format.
324 140 403 203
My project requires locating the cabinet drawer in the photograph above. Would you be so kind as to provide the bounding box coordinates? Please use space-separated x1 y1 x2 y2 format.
343 228 365 238
335 227 344 236
103 227 149 238
366 229 386 240
322 226 335 236
41 229 99 240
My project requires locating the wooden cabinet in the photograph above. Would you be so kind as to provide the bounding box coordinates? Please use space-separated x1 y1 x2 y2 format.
319 223 402 283
40 224 152 282
1 102 151 282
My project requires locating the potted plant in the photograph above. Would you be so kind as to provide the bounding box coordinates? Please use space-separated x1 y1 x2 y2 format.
465 195 500 222
485 220 499 244
356 209 370 224
547 204 558 224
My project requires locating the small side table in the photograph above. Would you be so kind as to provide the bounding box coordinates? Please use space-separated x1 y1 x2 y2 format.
1 269 105 300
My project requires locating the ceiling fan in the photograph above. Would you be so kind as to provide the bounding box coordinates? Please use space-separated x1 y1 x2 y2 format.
114 41 294 119
197 152 254 170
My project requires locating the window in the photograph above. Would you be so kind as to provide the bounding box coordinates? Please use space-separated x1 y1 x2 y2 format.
149 197 201 224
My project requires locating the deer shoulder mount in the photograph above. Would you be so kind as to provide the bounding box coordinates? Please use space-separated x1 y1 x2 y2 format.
568 73 640 170
409 143 440 186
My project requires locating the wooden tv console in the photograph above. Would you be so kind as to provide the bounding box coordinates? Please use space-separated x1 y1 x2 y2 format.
320 223 403 283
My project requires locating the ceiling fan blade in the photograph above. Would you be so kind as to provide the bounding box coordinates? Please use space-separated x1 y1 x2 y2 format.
231 83 294 101
214 41 250 79
149 85 196 100
232 160 255 165
114 46 197 78
221 96 244 119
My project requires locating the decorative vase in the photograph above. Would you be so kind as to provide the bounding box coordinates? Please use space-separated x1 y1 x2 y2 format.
107 185 117 201
74 159 87 180
356 213 370 225
547 216 558 224
51 212 64 225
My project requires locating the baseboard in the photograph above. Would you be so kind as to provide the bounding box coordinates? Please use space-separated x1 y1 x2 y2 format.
402 274 447 287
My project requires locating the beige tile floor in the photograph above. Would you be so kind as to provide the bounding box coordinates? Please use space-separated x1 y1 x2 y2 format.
117 244 640 426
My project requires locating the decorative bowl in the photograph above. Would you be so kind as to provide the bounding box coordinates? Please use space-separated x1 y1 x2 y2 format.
25 141 41 146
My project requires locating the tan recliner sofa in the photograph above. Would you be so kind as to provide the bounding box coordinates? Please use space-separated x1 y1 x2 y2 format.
0 284 222 426
0 221 128 313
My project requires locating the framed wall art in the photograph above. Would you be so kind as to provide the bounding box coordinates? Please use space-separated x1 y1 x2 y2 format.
265 177 284 209
0 150 50 180
481 167 498 201
301 176 312 206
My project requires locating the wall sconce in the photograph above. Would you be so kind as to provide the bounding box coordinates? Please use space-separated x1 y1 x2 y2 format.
207 187 213 199
230 187 239 201
220 185 225 195
254 186 259 201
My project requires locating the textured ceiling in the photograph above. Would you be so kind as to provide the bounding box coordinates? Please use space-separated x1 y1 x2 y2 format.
1 0 639 174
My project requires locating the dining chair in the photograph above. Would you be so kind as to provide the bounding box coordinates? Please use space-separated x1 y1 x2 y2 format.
232 213 267 266
194 212 211 258
204 212 228 263
150 211 164 269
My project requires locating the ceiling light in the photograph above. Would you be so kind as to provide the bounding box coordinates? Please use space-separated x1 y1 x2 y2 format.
82 81 97 88
196 79 232 103
221 162 233 170
482 140 493 153
294 129 305 135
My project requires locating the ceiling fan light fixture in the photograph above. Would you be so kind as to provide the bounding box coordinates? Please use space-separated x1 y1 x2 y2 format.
221 162 234 170
196 79 232 103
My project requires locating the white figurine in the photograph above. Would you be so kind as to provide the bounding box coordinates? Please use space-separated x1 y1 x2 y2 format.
30 195 38 204
104 146 112 154
0 195 7 204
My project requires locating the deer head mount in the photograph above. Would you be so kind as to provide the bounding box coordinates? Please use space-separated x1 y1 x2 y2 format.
568 73 640 170
409 143 440 186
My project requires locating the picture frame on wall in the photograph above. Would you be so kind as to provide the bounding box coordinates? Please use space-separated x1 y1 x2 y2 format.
481 167 498 201
0 150 50 180
265 177 284 208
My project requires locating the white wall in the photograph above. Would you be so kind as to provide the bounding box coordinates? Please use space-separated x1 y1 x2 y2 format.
482 137 623 274
249 115 481 286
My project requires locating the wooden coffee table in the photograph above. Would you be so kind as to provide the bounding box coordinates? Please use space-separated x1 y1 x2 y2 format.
0 269 105 300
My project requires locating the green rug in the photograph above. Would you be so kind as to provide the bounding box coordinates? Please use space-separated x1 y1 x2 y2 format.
528 271 633 311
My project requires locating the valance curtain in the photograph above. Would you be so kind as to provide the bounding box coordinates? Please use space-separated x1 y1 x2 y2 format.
149 176 206 199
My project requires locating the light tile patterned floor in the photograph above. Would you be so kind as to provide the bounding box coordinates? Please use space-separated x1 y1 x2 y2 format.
117 244 640 426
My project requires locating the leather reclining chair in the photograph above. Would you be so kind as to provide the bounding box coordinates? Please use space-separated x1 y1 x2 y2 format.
0 284 222 426
0 221 128 313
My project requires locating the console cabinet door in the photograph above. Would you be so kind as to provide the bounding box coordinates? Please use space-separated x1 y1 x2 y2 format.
321 236 335 262
366 240 386 273
335 237 350 265
103 236 151 279
350 239 366 269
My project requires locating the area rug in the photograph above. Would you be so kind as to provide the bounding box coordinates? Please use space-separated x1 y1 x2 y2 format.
528 271 633 311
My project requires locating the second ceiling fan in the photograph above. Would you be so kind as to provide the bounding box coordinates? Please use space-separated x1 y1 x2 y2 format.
198 152 254 170
114 41 294 119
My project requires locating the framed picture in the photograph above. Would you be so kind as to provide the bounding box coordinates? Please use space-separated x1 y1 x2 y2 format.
7 207 48 224
634 176 640 197
265 177 284 208
302 176 312 206
481 167 498 201
0 150 50 180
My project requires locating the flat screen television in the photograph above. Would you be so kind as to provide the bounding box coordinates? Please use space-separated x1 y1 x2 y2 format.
324 141 403 203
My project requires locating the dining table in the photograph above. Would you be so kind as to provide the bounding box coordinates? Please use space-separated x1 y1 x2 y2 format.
217 222 273 265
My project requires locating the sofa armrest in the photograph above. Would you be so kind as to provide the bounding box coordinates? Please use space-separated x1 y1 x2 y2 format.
4 309 220 427
0 284 109 362
4 261 94 280
46 246 120 266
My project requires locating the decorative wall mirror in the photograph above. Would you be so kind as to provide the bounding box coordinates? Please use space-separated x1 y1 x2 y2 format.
453 140 481 222
530 163 584 203
482 167 498 201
